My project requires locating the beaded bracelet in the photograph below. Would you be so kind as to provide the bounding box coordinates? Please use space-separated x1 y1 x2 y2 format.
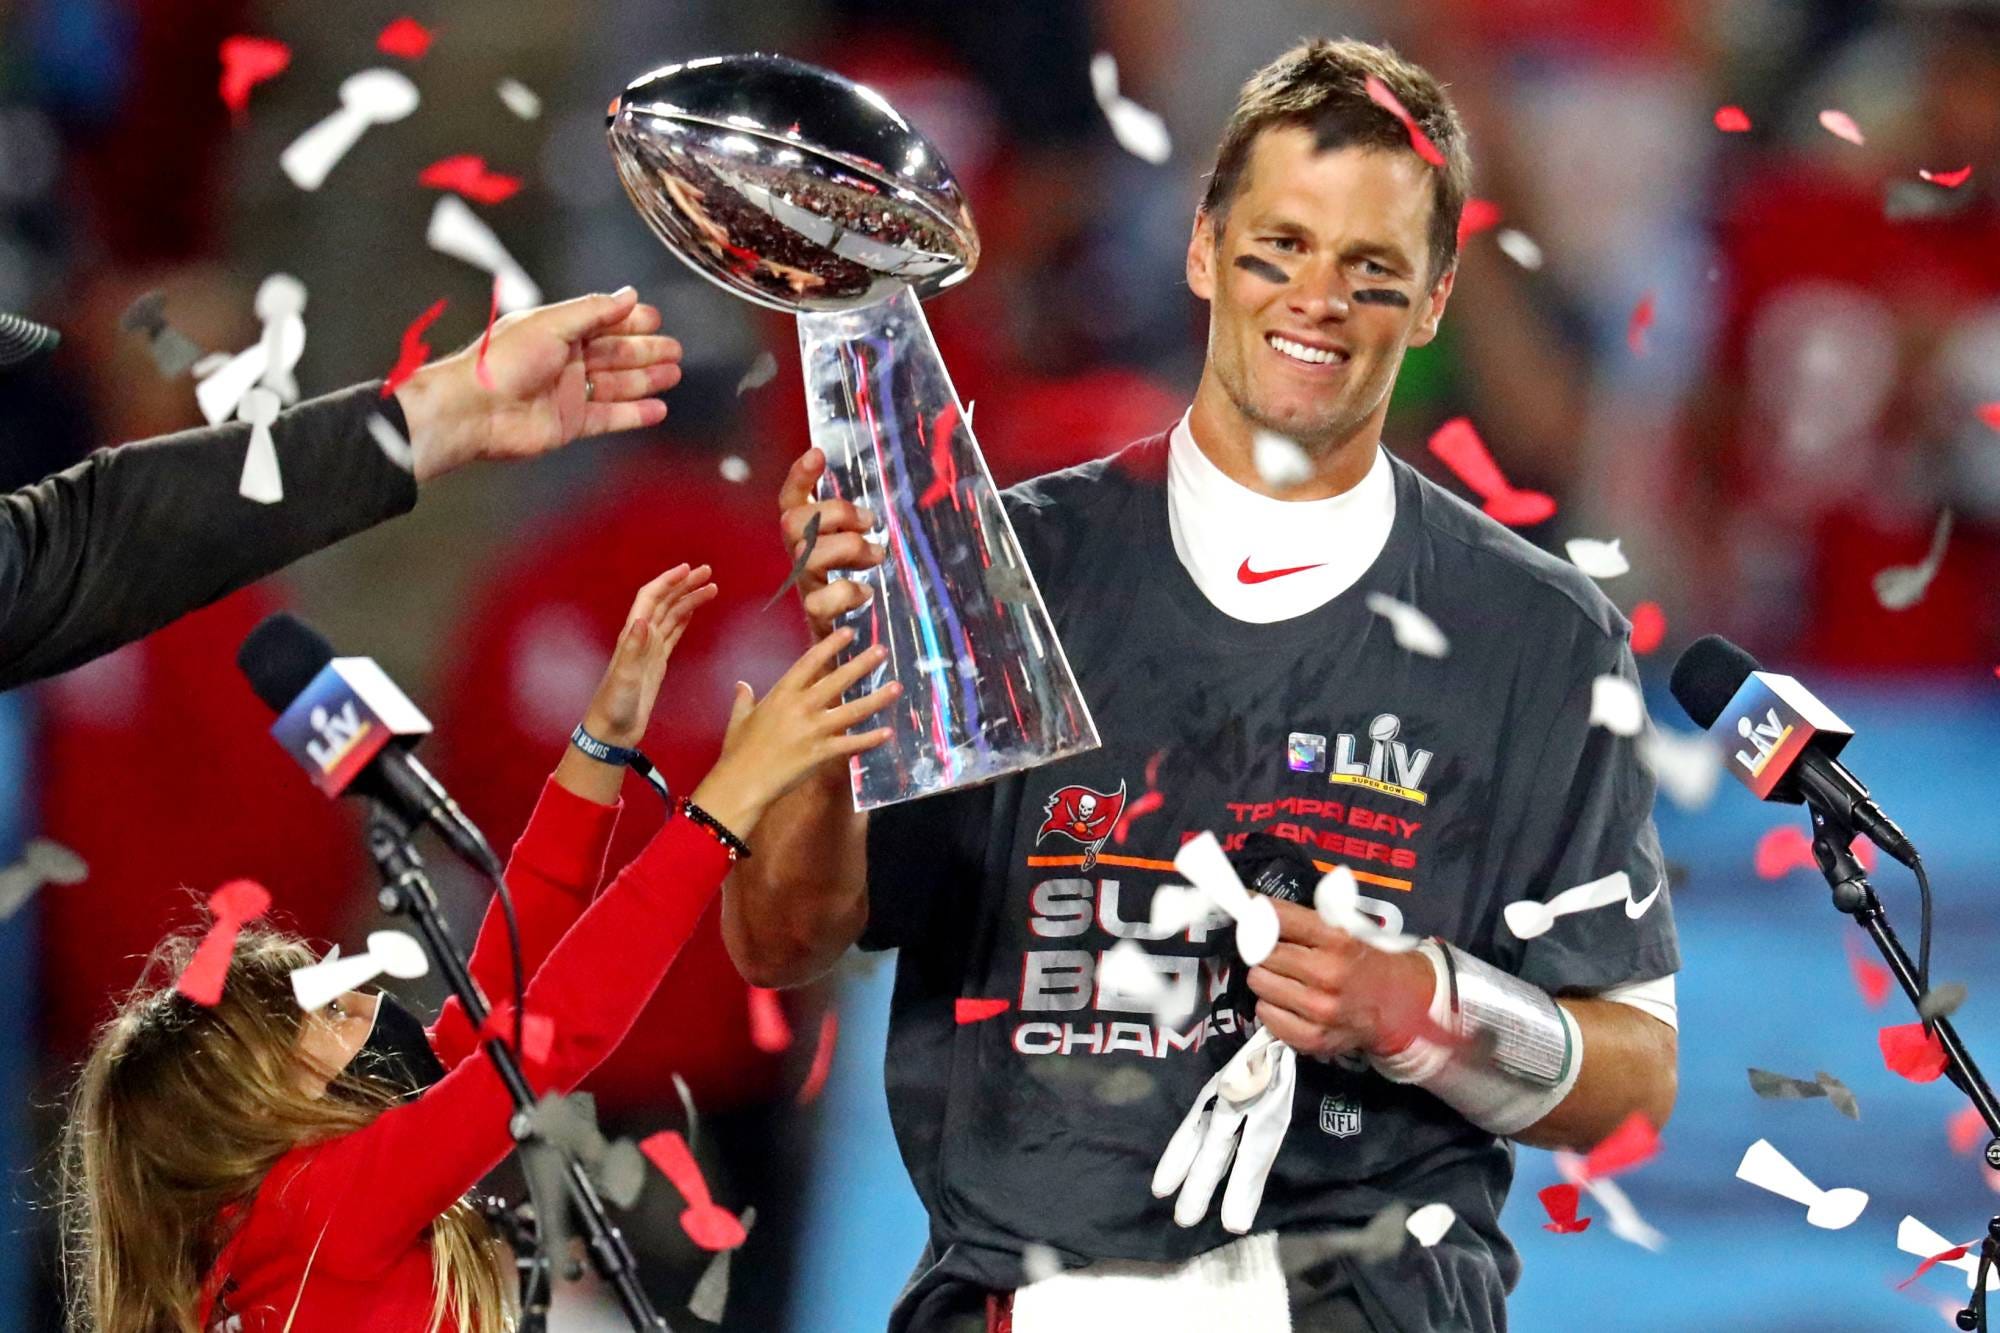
679 796 752 861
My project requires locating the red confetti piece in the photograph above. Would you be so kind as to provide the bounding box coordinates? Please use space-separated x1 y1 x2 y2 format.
218 36 291 120
1898 1241 1974 1289
1753 825 1813 880
418 155 523 206
639 1131 748 1251
747 985 793 1054
1920 165 1973 189
475 277 500 392
1363 75 1446 168
1581 1110 1660 1180
1457 198 1501 248
1818 109 1865 146
955 998 1011 1025
1627 292 1656 357
1948 1106 1987 1155
1880 1022 1949 1083
1426 417 1557 527
1976 403 2000 432
383 298 448 396
1713 106 1752 133
1846 939 1892 1009
176 880 272 1006
377 17 433 60
1538 1182 1592 1234
477 1003 555 1066
1628 602 1666 655
795 1010 838 1106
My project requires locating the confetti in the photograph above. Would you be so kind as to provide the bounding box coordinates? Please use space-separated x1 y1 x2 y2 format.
671 1071 701 1151
1714 105 1752 133
1147 884 1210 935
1978 404 2000 432
1873 510 1953 611
1753 825 1813 880
119 291 204 378
1538 1182 1592 1233
383 298 448 397
1021 1242 1063 1285
1881 1022 1949 1083
1747 1067 1861 1120
1588 675 1645 736
525 1092 648 1207
426 195 542 312
1949 1107 1987 1155
197 344 270 427
1921 165 1973 188
1626 292 1656 357
1564 538 1630 580
1363 75 1445 168
1628 601 1666 655
280 69 421 192
688 1207 756 1322
177 880 272 1006
1494 228 1543 271
796 1010 838 1105
638 1131 747 1251
474 276 500 391
735 350 779 396
1582 1111 1661 1180
1364 592 1449 658
1251 430 1313 488
1173 831 1276 965
289 929 428 1011
496 77 542 120
1818 109 1866 146
367 412 414 472
955 998 1011 1025
218 36 291 119
1735 1138 1869 1229
718 455 750 483
1843 939 1892 1008
236 387 285 504
1898 1239 1976 1290
418 155 523 206
1314 865 1421 952
1426 417 1555 526
253 273 307 404
1639 724 1722 810
1457 197 1501 248
747 985 792 1053
1898 1215 1999 1292
376 17 432 60
762 510 822 611
0 839 87 921
1919 982 1967 1022
1556 1152 1666 1250
1302 1202 1412 1266
1088 54 1172 165
477 1003 555 1066
1405 1202 1456 1248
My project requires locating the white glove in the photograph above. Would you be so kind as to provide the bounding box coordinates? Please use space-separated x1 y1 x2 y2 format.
1151 1028 1298 1234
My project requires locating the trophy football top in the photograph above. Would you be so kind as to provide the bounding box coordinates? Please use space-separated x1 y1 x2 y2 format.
607 53 980 314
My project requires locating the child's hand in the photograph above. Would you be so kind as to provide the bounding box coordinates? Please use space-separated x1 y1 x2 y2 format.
582 564 718 748
689 626 900 839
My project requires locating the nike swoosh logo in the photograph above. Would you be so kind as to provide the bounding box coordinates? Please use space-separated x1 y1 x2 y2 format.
1237 558 1327 584
1626 872 1666 920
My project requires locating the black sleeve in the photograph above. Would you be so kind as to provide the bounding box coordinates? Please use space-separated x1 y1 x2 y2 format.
1484 626 1680 994
0 381 418 690
860 776 994 953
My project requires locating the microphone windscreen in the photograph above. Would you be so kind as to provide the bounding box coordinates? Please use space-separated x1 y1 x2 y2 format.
1669 634 1761 729
238 612 336 713
0 311 59 368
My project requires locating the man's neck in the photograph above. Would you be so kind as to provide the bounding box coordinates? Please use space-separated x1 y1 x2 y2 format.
1186 371 1384 501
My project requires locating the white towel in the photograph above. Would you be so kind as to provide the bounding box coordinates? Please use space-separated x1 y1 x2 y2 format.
1011 1231 1291 1332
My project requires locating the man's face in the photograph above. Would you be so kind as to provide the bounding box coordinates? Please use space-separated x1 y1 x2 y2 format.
1188 128 1454 456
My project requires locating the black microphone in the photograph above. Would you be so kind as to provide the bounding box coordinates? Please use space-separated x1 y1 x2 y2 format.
1669 633 1918 868
237 612 502 877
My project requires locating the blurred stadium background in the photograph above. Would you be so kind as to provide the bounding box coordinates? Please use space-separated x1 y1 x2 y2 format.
3 0 1999 1328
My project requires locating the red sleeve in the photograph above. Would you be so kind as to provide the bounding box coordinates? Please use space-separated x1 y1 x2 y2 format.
429 777 622 1069
266 812 731 1277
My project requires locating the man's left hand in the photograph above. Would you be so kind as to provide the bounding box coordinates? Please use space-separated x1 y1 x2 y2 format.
395 286 685 482
1246 897 1436 1060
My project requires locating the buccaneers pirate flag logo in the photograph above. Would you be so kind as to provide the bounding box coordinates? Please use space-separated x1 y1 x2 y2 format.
1035 781 1127 871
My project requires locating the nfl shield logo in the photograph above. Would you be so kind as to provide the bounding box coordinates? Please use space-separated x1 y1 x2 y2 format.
1318 1094 1362 1139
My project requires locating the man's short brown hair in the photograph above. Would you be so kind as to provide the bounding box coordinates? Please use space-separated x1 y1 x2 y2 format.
1200 38 1471 285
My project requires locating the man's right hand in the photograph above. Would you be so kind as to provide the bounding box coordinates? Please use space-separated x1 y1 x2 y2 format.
779 447 889 636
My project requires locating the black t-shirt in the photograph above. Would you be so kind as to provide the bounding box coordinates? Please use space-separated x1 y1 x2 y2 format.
864 433 1679 1333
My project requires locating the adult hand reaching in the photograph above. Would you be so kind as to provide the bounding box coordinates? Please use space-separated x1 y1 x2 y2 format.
393 286 684 482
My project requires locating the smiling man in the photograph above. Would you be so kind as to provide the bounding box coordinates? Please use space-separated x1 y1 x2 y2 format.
730 38 1679 1333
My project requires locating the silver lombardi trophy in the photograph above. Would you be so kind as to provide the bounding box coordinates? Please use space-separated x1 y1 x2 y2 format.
607 53 1099 809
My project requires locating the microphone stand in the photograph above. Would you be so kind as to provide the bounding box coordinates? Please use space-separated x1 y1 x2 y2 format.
1808 806 2000 1331
365 803 671 1333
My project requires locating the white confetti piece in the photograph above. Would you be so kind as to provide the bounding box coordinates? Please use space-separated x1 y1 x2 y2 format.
1088 53 1171 165
189 350 232 380
1555 1151 1667 1250
671 1070 701 1151
1899 1215 2000 1291
718 455 751 483
427 194 542 312
1588 674 1645 737
237 387 284 504
0 838 88 921
280 69 420 191
735 350 778 395
254 273 308 404
1406 1202 1457 1248
1563 537 1629 580
496 77 542 120
1494 228 1543 270
197 344 269 427
290 929 428 1011
1314 865 1421 952
1021 1242 1063 1285
1638 725 1723 811
367 412 414 472
1252 429 1313 488
1735 1139 1869 1229
1147 883 1209 935
1503 870 1633 941
1872 510 1953 611
687 1206 755 1323
1171 832 1276 966
1818 109 1866 146
1365 593 1448 658
1099 939 1191 1027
